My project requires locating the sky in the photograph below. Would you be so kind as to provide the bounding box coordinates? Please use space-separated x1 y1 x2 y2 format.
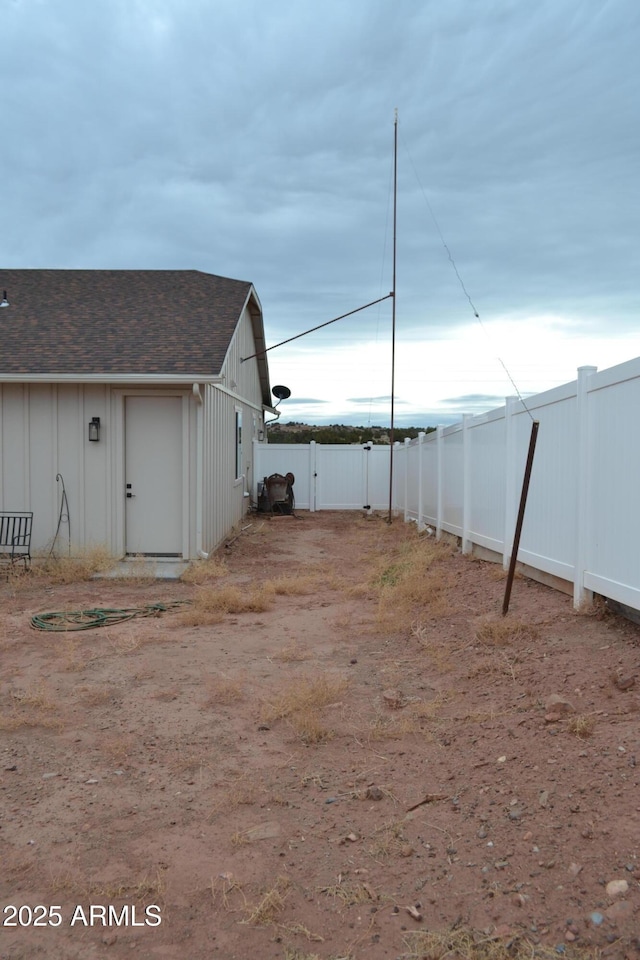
2 0 639 427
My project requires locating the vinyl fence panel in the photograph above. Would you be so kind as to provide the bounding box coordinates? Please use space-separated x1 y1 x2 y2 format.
393 357 640 614
253 441 390 512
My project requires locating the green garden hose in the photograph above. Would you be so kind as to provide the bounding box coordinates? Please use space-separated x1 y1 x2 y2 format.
31 601 190 632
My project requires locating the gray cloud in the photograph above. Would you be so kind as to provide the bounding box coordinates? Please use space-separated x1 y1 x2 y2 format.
2 0 639 420
441 393 516 406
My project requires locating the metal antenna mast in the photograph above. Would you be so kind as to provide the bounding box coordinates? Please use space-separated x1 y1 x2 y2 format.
387 109 398 523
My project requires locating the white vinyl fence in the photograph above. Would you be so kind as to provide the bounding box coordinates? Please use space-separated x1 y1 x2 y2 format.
254 439 390 511
394 359 640 613
255 356 640 614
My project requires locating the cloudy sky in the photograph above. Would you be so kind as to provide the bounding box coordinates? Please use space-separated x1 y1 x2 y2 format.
2 0 639 426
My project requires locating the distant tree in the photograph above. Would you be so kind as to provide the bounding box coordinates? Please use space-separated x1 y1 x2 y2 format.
265 424 436 444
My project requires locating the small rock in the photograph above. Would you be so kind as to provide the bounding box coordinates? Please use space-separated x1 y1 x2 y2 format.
477 828 488 839
243 821 281 841
590 912 604 926
497 755 507 763
257 724 270 731
544 694 575 722
565 930 576 942
613 672 636 691
383 689 404 709
406 905 422 921
366 786 384 801
605 879 629 898
605 900 632 921
42 772 59 779
568 863 583 878
399 844 414 858
340 832 359 844
508 807 523 821
539 790 549 808
350 658 357 664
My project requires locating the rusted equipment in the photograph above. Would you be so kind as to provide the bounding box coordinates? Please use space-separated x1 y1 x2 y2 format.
257 473 295 515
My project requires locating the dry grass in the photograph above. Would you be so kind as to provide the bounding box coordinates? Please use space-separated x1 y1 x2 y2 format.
152 686 180 702
368 818 409 861
203 675 245 706
260 673 346 745
567 714 596 739
264 574 319 596
209 776 260 818
180 583 274 625
288 710 335 744
50 870 165 905
181 556 229 584
283 947 323 960
261 674 348 723
243 876 290 925
98 733 137 763
411 622 456 672
474 616 540 647
271 642 311 662
372 535 455 631
319 880 376 906
0 680 63 730
367 712 422 741
401 927 602 959
77 684 113 705
31 546 115 583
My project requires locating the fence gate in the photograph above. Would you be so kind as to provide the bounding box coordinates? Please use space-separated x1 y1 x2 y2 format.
253 441 390 512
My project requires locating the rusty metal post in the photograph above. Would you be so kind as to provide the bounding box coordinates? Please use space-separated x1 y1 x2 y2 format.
502 420 540 616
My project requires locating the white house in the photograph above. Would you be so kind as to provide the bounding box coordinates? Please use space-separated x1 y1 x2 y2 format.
0 269 275 560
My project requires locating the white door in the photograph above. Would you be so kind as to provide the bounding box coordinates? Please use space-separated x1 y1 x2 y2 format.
125 396 183 556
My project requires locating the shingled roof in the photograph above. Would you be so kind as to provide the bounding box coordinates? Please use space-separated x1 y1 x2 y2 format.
0 270 268 391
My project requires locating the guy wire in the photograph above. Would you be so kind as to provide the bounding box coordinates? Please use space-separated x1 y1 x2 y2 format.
401 132 535 422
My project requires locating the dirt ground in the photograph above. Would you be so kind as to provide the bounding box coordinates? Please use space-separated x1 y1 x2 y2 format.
1 511 639 960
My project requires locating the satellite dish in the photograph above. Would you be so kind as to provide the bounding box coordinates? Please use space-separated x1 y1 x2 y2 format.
272 385 291 401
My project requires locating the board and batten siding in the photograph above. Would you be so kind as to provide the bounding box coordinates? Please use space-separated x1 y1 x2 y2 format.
0 382 112 554
199 303 267 555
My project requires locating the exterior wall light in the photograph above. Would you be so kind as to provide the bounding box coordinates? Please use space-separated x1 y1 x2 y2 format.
88 417 101 442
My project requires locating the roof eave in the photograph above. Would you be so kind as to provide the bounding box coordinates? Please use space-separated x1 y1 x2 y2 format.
0 373 225 385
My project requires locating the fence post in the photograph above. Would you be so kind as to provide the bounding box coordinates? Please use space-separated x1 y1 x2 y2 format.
403 438 410 522
417 432 425 530
462 414 472 554
309 440 317 512
436 425 443 539
503 397 519 569
574 365 597 609
393 441 401 515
